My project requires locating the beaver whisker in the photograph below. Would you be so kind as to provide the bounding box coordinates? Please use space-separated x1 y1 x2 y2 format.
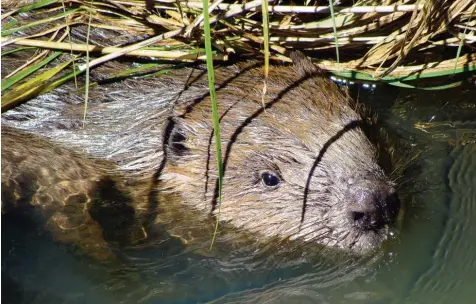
251 220 332 253
293 220 333 237
262 230 335 275
393 178 418 191
301 228 336 245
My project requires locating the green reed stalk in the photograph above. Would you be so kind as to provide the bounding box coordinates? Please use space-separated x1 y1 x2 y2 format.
1 51 61 92
261 0 270 107
202 0 223 250
1 55 75 112
82 0 93 122
16 0 56 13
61 0 78 88
1 8 81 36
453 3 475 74
329 0 340 63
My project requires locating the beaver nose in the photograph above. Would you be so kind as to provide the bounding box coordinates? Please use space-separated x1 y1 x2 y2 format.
349 189 384 230
346 181 398 231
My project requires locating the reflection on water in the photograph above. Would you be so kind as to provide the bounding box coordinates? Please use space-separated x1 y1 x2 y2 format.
2 80 476 303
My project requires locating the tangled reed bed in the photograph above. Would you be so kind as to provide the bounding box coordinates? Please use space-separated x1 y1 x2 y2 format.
1 0 475 111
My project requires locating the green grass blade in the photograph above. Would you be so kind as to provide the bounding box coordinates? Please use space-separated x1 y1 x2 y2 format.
16 0 58 14
61 0 78 88
261 0 270 107
113 63 163 78
1 56 75 112
1 46 36 56
87 63 180 86
387 80 463 90
1 51 62 92
453 4 475 74
328 0 340 63
262 1 270 68
2 8 81 37
2 19 18 31
331 63 476 82
39 65 83 95
202 0 223 250
83 1 93 122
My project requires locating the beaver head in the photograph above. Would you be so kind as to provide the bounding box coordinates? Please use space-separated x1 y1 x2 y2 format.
159 55 400 253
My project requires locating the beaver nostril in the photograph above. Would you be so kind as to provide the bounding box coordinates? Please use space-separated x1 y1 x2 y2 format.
352 211 366 222
351 210 382 230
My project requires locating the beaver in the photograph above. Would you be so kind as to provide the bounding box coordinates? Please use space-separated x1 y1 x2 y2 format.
1 53 400 258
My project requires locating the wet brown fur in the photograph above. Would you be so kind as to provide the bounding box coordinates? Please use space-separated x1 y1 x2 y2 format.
2 57 397 258
2 19 398 257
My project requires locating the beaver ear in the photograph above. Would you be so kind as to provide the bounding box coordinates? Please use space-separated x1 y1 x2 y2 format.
289 51 324 77
162 117 189 160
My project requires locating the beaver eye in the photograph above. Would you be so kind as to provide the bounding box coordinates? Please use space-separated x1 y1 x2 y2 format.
261 172 281 187
168 127 188 155
171 131 186 143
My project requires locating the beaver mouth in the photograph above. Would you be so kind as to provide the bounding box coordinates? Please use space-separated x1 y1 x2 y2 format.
344 207 399 252
351 210 391 231
346 224 396 252
293 212 397 253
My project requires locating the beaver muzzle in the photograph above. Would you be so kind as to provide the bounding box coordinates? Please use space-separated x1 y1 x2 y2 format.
346 179 400 232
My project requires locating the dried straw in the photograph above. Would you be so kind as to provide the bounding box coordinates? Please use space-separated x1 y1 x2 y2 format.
1 0 475 107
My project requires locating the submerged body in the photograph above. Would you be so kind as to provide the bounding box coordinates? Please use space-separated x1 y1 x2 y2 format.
1 54 400 256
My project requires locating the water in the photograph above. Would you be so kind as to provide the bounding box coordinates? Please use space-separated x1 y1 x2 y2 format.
2 79 475 303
